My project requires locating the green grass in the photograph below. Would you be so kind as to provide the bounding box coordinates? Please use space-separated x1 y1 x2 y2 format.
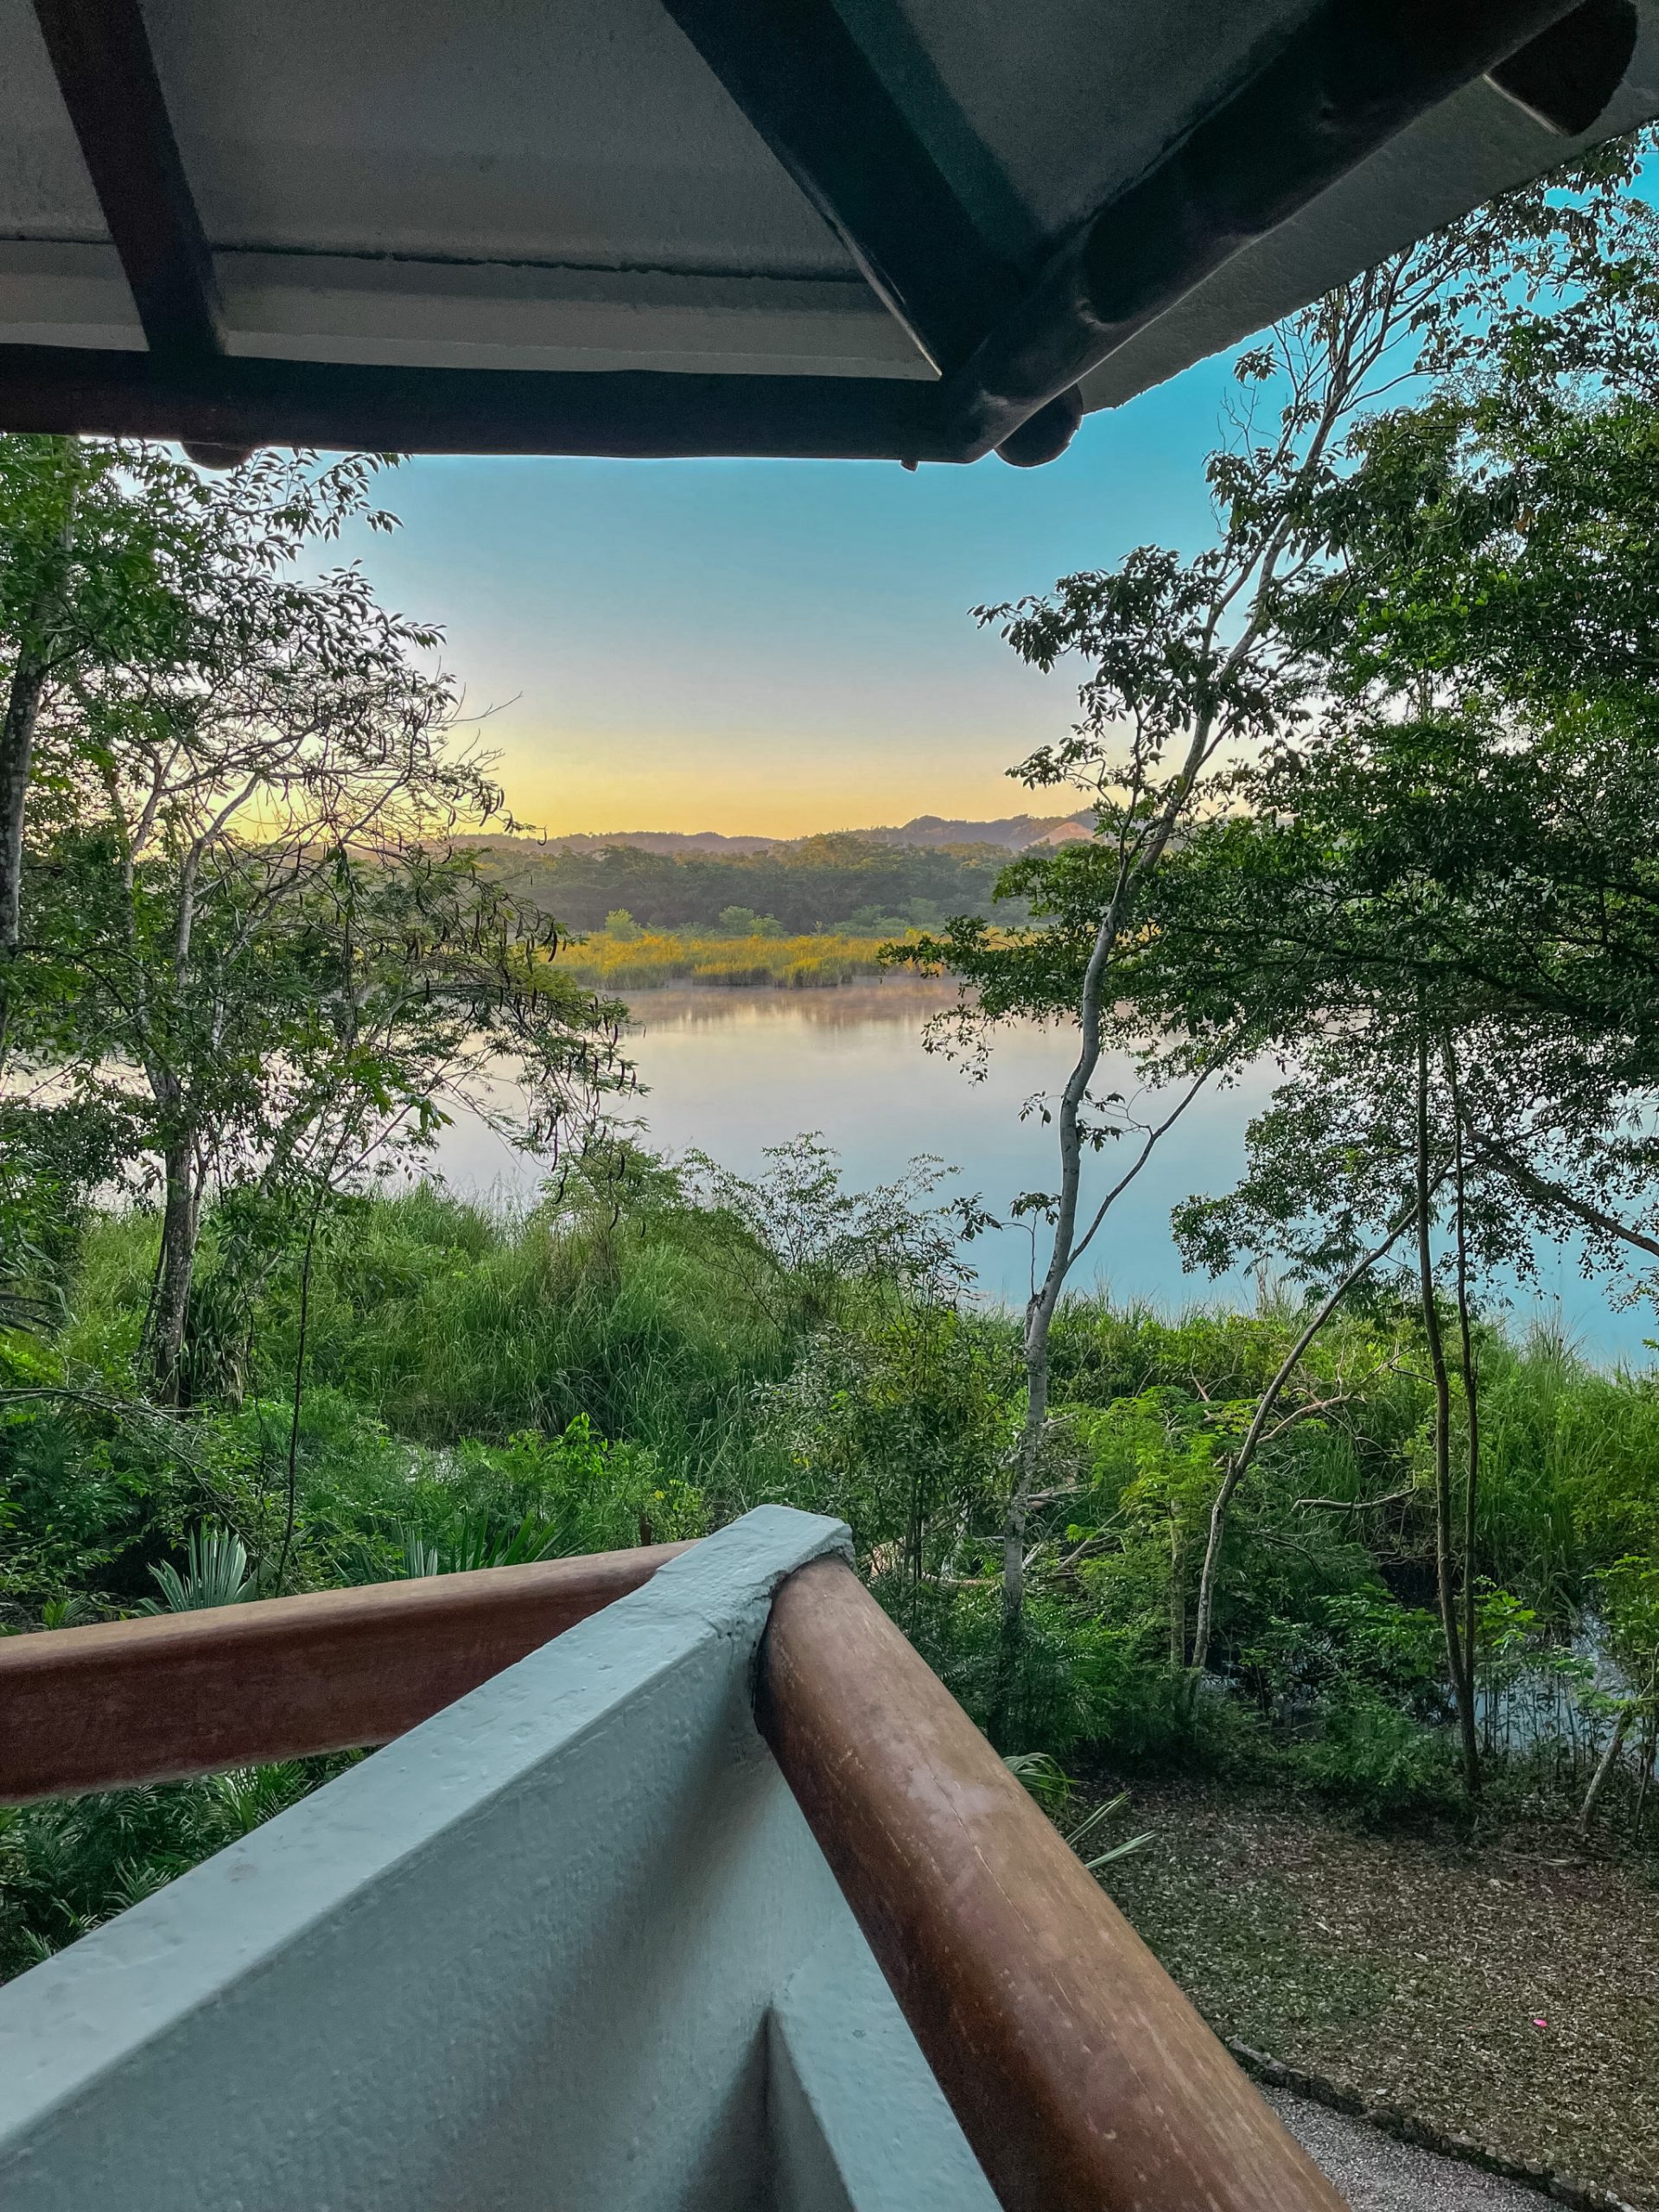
552 926 907 989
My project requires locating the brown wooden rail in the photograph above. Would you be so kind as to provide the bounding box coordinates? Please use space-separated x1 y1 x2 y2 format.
759 1555 1345 2212
0 1541 690 1801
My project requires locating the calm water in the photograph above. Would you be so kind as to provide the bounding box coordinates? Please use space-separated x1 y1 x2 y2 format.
434 982 1653 1362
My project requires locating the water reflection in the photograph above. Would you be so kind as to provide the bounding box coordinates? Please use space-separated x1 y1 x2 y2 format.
442 983 1273 1313
620 979 960 1030
431 983 1653 1361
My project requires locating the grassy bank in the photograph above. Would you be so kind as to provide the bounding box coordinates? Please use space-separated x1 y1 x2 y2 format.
553 926 908 989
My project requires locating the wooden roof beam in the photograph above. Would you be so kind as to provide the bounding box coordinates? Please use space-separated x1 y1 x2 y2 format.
0 343 959 462
31 0 253 464
33 0 222 359
655 0 1030 388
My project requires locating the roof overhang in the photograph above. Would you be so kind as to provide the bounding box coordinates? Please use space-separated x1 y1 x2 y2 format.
1 0 1654 467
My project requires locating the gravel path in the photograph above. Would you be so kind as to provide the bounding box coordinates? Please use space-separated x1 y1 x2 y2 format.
1268 2091 1549 2211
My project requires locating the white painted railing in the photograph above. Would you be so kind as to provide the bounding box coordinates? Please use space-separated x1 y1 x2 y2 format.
0 1510 995 2212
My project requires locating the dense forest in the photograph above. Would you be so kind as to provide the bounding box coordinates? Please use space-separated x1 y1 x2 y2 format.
466 830 1020 937
3 127 1659 2024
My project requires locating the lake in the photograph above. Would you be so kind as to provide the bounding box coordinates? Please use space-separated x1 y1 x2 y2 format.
434 982 1654 1363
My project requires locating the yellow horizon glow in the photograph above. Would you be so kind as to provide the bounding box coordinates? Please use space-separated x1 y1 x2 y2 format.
482 726 1049 842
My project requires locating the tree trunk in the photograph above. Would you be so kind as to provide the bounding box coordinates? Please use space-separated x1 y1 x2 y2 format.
1416 1032 1480 1796
0 646 48 954
1450 1077 1481 1772
0 645 49 1067
1633 1700 1656 1842
992 894 1121 1741
1188 1200 1423 1682
993 1318 1051 1742
1578 1705 1630 1840
149 1138 203 1405
0 468 77 1065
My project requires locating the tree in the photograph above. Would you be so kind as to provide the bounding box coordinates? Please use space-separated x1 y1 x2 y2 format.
4 448 630 1401
0 442 406 1063
899 130 1659 1731
896 215 1535 1707
1126 377 1659 1786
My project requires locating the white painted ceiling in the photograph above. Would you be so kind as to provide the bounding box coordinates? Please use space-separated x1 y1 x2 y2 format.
2 0 1657 411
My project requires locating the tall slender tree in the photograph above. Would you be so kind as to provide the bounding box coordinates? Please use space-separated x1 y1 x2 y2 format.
902 131 1659 1722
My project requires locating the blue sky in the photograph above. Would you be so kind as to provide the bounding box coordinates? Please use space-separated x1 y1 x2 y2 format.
335 353 1242 836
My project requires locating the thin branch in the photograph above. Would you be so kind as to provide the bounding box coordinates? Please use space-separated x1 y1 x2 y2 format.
1294 1486 1414 1512
1070 1060 1219 1268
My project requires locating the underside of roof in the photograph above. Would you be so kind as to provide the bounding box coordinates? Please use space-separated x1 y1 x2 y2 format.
1 0 1656 465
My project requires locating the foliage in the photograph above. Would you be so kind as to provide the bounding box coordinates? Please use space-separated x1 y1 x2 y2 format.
1294 1692 1460 1819
0 1758 353 1980
138 1524 255 1611
883 129 1659 1777
881 136 1659 1716
3 1150 1657 1975
757 1308 1010 1578
470 830 1015 936
1003 1755 1152 1867
2 441 632 1408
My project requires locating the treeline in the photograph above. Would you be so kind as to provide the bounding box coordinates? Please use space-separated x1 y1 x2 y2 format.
468 831 1019 935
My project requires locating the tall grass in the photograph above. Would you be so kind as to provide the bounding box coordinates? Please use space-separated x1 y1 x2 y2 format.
19 1189 1659 1798
235 1184 796 1496
552 928 903 989
53 1198 1659 1573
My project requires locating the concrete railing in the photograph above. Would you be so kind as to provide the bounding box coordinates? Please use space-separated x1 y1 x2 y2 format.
0 1508 1343 2212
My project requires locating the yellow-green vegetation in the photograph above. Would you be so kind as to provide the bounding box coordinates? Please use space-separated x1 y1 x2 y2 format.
553 924 920 989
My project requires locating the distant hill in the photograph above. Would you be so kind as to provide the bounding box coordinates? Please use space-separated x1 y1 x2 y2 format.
456 810 1092 859
862 811 1091 849
450 825 1066 936
500 829 780 856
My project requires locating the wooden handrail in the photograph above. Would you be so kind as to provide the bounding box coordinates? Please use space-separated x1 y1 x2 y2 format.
0 1542 691 1802
8 1529 1342 2209
759 1556 1345 2212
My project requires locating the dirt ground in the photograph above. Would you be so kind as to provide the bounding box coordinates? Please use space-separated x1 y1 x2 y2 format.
1097 1781 1659 2209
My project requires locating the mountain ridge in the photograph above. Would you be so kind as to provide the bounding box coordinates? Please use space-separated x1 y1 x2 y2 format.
459 810 1093 858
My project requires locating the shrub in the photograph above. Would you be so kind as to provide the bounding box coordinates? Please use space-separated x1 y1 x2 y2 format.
1295 1691 1459 1818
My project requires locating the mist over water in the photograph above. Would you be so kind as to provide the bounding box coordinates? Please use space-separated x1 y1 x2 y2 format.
433 983 1655 1363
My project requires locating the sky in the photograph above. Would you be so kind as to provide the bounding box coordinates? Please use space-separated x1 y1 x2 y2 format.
331 353 1243 838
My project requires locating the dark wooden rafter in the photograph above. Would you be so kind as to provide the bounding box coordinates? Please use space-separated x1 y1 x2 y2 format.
656 0 1020 378
0 343 957 461
944 0 1603 461
29 0 255 465
32 0 223 361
